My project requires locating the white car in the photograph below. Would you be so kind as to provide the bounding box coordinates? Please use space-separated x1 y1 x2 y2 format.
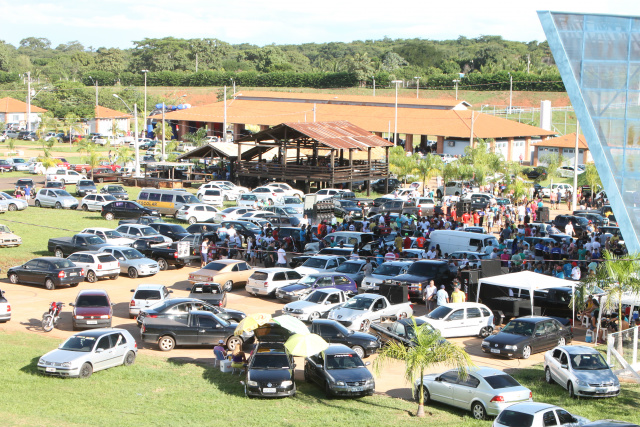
314 188 347 202
542 183 573 198
80 194 118 212
81 227 134 246
196 188 224 206
418 302 494 338
211 181 249 194
360 261 412 292
176 203 219 224
237 193 259 207
99 246 159 278
0 289 11 322
129 284 173 319
282 288 349 321
295 256 347 276
0 191 28 211
66 251 120 283
265 182 304 198
29 162 47 175
558 166 585 178
46 169 87 185
276 196 304 210
414 197 436 209
213 207 256 222
493 402 589 427
245 268 304 297
198 182 239 201
115 225 172 244
251 186 285 203
7 158 30 171
382 188 415 200
34 189 79 209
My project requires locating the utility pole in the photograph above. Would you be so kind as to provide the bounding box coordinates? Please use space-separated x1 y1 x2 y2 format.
26 71 31 132
161 103 166 160
573 121 580 211
372 76 376 96
392 80 402 145
223 85 227 142
469 111 476 148
142 70 149 136
508 72 513 113
453 80 460 100
527 54 531 74
414 76 420 99
195 53 198 73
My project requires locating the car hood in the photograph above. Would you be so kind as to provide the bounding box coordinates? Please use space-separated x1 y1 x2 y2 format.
326 367 373 382
572 368 619 384
394 273 434 283
125 258 156 267
329 307 364 321
295 267 322 275
248 368 292 383
283 300 321 312
280 284 311 294
485 332 531 345
74 306 111 316
40 349 88 364
106 237 134 246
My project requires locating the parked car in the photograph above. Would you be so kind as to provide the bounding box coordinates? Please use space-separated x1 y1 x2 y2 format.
48 233 110 258
37 328 137 378
34 189 79 210
211 180 249 194
115 224 171 244
147 222 190 242
360 260 412 292
213 207 256 222
7 158 29 171
100 184 129 200
0 159 12 172
493 402 589 427
416 367 532 421
245 268 304 297
46 168 86 185
15 178 36 192
81 227 134 246
92 168 123 183
243 341 296 398
44 181 65 189
188 259 253 291
237 193 259 207
186 282 226 307
275 273 356 302
102 201 158 221
129 284 173 319
327 293 413 332
251 186 285 203
282 289 350 322
544 345 620 398
370 318 436 347
98 246 159 278
7 257 84 290
69 289 114 330
175 204 220 225
196 188 224 206
294 255 348 276
0 289 11 322
136 298 246 326
481 316 573 359
76 179 97 197
310 319 381 358
0 223 22 247
66 251 120 282
305 344 375 397
419 302 494 338
392 260 455 301
334 259 378 286
185 223 220 235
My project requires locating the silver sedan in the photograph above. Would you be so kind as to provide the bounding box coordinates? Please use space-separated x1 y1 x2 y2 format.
414 366 532 420
98 246 159 278
37 328 137 378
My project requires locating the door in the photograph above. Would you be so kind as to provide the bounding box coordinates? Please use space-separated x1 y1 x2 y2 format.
443 309 466 337
464 307 485 336
196 315 225 345
429 370 457 403
93 335 116 371
318 323 346 346
306 354 325 386
543 320 561 350
550 349 569 386
532 321 550 352
109 333 128 367
451 374 480 409
19 259 41 284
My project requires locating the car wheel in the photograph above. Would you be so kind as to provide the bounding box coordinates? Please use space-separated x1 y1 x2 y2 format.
110 275 118 280
54 248 64 258
86 270 97 283
479 326 492 338
417 386 430 403
558 337 566 346
9 273 19 284
35 200 41 207
545 367 554 384
226 336 242 352
351 345 365 359
325 382 333 398
223 280 233 292
44 279 55 290
54 202 62 209
158 335 175 351
82 204 88 211
123 350 136 366
308 311 321 322
157 258 169 271
8 203 16 211
361 319 371 332
105 212 114 221
128 267 138 279
521 345 532 359
60 179 65 185
188 216 197 225
471 402 486 420
79 362 93 378
568 381 576 398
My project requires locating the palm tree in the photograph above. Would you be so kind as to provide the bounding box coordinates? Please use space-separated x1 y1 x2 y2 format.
374 319 474 418
117 147 134 167
540 153 564 187
414 154 443 194
595 251 640 324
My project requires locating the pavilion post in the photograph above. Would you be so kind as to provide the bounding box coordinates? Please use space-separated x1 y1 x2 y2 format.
384 146 390 194
330 149 335 188
367 147 372 196
348 149 353 190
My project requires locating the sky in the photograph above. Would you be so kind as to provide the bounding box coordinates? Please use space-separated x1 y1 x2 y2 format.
2 0 640 49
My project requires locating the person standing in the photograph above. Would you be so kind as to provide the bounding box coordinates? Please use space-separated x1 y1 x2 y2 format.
201 238 209 267
363 258 373 278
423 280 437 312
276 245 287 267
436 285 449 307
451 284 466 303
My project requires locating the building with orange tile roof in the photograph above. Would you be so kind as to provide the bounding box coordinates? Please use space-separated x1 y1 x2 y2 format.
89 105 132 136
0 97 47 131
531 133 592 166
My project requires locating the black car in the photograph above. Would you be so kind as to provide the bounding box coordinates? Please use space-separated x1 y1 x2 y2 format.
186 282 227 307
102 201 158 221
310 319 381 358
100 184 129 200
304 344 375 398
573 211 609 226
599 226 624 241
186 223 220 234
333 200 364 219
76 179 97 197
371 178 401 193
370 318 437 347
552 215 589 237
7 257 84 290
19 131 36 141
148 223 191 242
522 166 548 180
15 178 36 191
371 197 396 208
135 297 245 326
393 260 454 300
219 220 261 239
244 340 296 398
481 316 573 359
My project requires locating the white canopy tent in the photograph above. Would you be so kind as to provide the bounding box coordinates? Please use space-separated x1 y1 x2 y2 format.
477 271 578 320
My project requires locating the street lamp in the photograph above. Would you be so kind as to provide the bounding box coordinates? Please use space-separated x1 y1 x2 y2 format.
372 76 376 96
88 75 99 106
25 72 47 133
508 72 513 113
113 94 140 178
414 77 420 99
391 80 402 145
481 104 490 113
453 79 460 100
141 70 149 136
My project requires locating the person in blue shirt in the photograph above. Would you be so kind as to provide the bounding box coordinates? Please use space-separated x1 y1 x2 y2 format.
563 260 572 277
550 243 562 261
554 265 565 279
299 226 306 245
533 263 543 274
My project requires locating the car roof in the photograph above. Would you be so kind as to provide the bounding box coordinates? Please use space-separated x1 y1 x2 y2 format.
35 257 69 262
134 284 165 290
209 259 243 265
70 251 107 256
70 328 128 338
503 402 559 414
511 316 556 324
439 302 489 310
254 267 295 273
559 345 600 355
76 289 109 296
323 344 355 356
398 318 426 326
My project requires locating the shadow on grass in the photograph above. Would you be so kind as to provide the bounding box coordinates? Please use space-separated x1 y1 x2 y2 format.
20 317 45 333
167 356 246 397
20 356 42 376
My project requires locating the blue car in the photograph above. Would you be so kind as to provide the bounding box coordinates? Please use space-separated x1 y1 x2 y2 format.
275 273 357 302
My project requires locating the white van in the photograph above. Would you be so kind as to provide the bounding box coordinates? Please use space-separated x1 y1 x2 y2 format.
428 230 499 255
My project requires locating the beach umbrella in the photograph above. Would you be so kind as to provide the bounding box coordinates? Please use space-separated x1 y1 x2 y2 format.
233 313 272 336
272 315 310 336
284 333 329 357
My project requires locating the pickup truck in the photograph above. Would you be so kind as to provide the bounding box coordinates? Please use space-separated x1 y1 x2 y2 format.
327 293 413 332
392 260 454 301
330 191 374 212
48 233 110 258
370 318 438 347
186 282 227 307
46 169 87 185
367 199 421 217
140 310 249 352
131 239 191 271
282 288 349 322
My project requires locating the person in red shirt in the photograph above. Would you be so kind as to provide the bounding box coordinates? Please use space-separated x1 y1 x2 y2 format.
451 206 457 222
462 212 470 225
403 235 412 249
416 235 426 248
473 211 480 226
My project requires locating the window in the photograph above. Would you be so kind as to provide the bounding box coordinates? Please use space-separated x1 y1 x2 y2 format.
545 321 559 334
327 260 337 269
111 333 126 346
195 206 203 212
86 195 95 201
238 262 249 271
149 193 161 202
439 371 459 384
448 310 464 321
231 264 239 272
542 411 558 426
457 375 480 388
560 353 568 366
552 349 563 360
161 194 173 203
334 276 350 286
481 308 492 317
316 277 333 287
287 271 302 281
555 410 574 424
373 299 386 311
198 316 217 328
273 272 286 281
467 307 482 319
96 336 113 351
137 192 149 200
535 323 546 335
327 293 340 304
319 324 340 338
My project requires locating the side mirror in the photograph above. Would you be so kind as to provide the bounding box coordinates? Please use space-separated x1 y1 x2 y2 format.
324 300 332 305
316 363 323 369
560 364 568 369
365 362 371 366
130 289 135 292
169 290 173 293
535 332 543 337
69 303 74 307
96 348 104 353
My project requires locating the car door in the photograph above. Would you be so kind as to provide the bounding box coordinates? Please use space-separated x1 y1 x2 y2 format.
318 323 346 346
325 258 338 272
532 321 550 352
112 249 128 272
196 315 226 345
549 349 569 386
542 410 559 427
429 370 458 404
333 275 354 293
92 335 116 371
109 332 128 367
18 259 41 284
451 374 480 409
306 354 324 385
314 276 334 290
465 307 485 336
442 309 466 337
543 320 561 350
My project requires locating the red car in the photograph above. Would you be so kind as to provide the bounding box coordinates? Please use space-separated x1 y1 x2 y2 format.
54 158 70 169
70 289 114 330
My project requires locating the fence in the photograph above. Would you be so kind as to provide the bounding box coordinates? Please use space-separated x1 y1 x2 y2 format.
480 105 578 136
606 325 640 381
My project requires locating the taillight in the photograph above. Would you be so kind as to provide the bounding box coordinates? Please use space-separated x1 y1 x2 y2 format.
141 325 146 333
174 252 178 259
130 300 135 307
263 281 269 288
80 269 84 276
410 304 414 310
218 301 223 307
148 314 157 318
490 396 505 403
529 391 533 399
58 271 65 278
98 264 103 270
6 305 10 312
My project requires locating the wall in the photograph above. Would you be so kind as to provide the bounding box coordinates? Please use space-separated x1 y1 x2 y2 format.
442 139 469 156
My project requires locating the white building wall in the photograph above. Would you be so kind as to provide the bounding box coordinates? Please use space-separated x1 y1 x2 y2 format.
442 139 469 156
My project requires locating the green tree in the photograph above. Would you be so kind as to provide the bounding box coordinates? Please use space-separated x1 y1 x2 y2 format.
590 251 640 326
184 126 208 147
579 163 602 194
374 319 474 418
389 147 417 184
62 113 83 146
539 153 564 187
414 154 443 192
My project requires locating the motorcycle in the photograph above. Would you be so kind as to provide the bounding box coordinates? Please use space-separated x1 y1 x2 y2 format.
42 301 64 332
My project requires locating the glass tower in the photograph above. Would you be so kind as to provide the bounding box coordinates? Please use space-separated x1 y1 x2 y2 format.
539 11 640 254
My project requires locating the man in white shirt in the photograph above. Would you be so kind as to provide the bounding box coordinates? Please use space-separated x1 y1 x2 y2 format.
571 262 581 280
425 247 436 259
423 280 437 312
378 215 386 227
276 246 287 267
300 215 309 227
565 222 574 237
226 225 237 240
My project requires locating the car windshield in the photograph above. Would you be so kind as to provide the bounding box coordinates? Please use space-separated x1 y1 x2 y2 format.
110 186 125 192
184 194 200 204
53 190 72 197
102 195 117 202
427 306 453 320
76 295 109 307
496 410 533 427
79 181 94 187
103 230 123 238
242 222 260 231
501 320 534 336
222 208 239 214
326 353 365 369
406 262 439 276
121 248 144 259
342 296 373 311
484 374 521 389
373 263 405 276
302 258 328 268
336 262 361 274
60 336 97 352
202 262 228 271
570 353 609 370
167 225 188 233
51 259 75 269
341 201 358 207
298 275 319 285
283 197 302 204
251 353 291 369
139 227 158 236
85 235 104 244
306 291 329 304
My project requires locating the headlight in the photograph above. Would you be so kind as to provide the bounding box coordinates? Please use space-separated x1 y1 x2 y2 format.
369 341 378 346
481 341 489 346
100 315 110 319
365 378 374 385
293 309 303 314
75 315 84 319
281 381 293 387
247 380 258 386
576 379 588 386
336 381 345 386
504 345 518 350
38 358 45 365
61 362 71 367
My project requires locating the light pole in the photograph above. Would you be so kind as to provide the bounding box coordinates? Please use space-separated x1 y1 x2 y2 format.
391 80 402 145
414 76 420 99
88 76 98 106
481 104 489 113
26 71 31 132
453 79 460 100
113 94 140 177
508 72 513 113
372 76 376 96
141 70 149 136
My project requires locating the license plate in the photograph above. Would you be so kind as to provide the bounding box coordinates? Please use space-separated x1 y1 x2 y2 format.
490 348 501 354
87 320 97 325
349 386 364 392
262 388 276 393
597 388 607 393
45 367 56 372
70 273 77 276
253 288 261 293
